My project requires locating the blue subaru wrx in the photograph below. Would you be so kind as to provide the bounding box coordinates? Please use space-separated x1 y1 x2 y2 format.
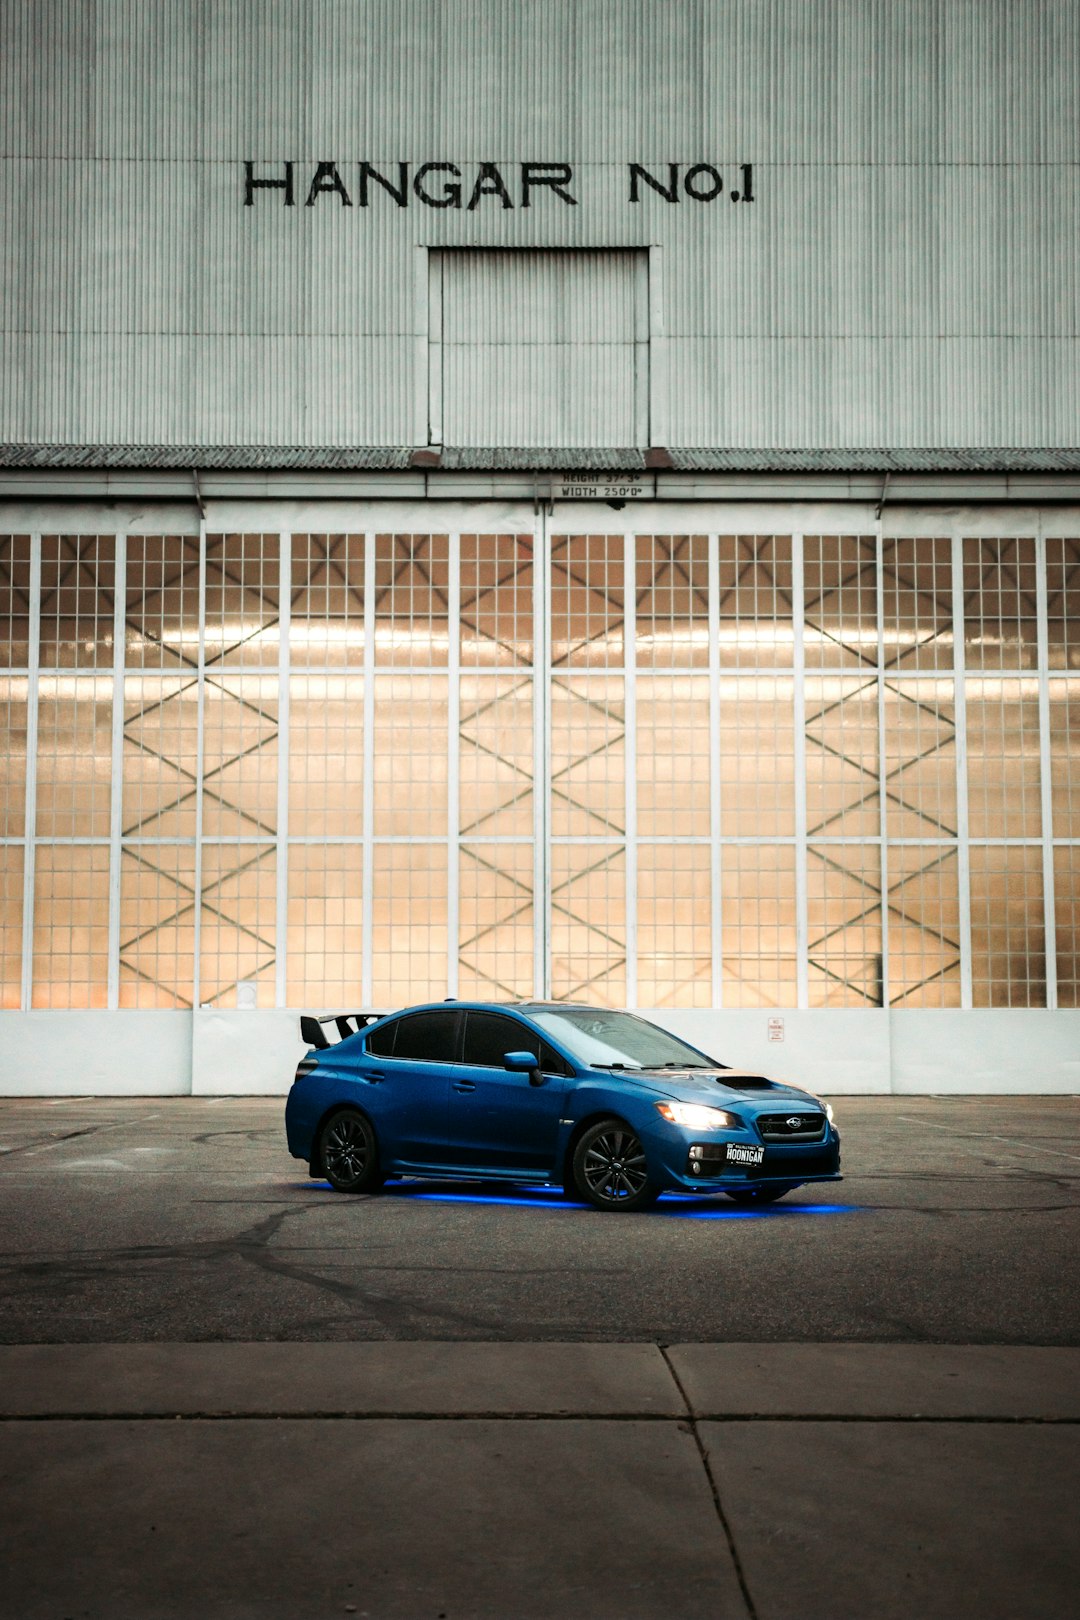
285 1002 841 1211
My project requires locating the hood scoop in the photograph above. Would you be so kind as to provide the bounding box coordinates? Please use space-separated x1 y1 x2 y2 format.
716 1075 777 1091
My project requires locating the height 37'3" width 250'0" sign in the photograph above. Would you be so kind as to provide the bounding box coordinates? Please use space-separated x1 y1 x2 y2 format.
242 161 755 209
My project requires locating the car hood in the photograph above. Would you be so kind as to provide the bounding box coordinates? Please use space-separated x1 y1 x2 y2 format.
598 1067 824 1108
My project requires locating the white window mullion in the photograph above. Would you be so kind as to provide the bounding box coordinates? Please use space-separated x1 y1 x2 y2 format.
534 512 549 999
1035 523 1057 1009
106 531 127 1010
792 531 809 1009
192 520 207 1010
275 531 291 1009
875 523 890 1011
623 529 637 1008
361 532 375 1007
446 531 460 997
708 533 723 1008
19 535 41 1012
951 526 973 1008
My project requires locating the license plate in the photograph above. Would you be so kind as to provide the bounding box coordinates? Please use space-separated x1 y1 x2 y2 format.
726 1142 765 1166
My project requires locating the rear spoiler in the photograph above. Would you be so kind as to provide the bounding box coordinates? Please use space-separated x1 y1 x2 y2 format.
299 1011 393 1050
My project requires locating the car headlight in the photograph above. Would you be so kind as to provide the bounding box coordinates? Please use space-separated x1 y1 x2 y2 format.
655 1101 739 1130
824 1102 835 1124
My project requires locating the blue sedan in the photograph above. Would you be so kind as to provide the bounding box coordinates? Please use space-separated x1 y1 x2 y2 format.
285 1001 841 1212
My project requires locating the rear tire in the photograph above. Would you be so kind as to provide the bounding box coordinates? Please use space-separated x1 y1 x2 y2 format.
570 1119 661 1213
722 1183 795 1205
317 1109 385 1195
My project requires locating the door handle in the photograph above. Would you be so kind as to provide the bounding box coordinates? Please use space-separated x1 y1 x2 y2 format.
452 1081 476 1092
365 1072 386 1084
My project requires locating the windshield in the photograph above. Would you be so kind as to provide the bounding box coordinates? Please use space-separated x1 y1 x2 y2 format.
529 1009 719 1070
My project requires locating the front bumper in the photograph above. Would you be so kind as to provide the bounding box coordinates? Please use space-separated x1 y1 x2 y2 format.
651 1126 841 1192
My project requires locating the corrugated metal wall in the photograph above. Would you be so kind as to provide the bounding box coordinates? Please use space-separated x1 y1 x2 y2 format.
1 0 1078 449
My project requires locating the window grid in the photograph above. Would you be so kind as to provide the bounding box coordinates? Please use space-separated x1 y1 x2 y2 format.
2 525 1077 1013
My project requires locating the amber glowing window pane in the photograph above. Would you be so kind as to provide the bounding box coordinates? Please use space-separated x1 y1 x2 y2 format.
0 846 22 1009
459 675 533 839
460 534 533 667
635 535 709 669
39 536 116 668
35 677 113 838
201 675 279 839
807 845 883 1007
124 536 200 670
636 675 710 838
637 844 712 1009
963 537 1038 671
887 847 961 1007
969 846 1045 1008
118 845 197 1009
289 675 364 840
458 843 534 1000
371 843 448 1004
804 535 877 671
1046 539 1080 671
965 677 1042 839
122 675 199 841
199 843 276 1008
550 676 625 840
720 845 797 1008
883 678 958 839
291 533 366 668
1048 677 1080 839
372 675 448 838
550 535 624 669
881 537 954 671
716 536 794 670
0 676 28 837
549 845 626 1006
0 535 32 668
805 675 880 840
287 844 363 1009
32 845 110 1008
718 676 795 838
204 534 280 668
1054 846 1080 1008
374 534 450 667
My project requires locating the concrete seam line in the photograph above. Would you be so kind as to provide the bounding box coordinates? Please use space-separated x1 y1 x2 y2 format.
1 1412 1078 1424
659 1347 759 1620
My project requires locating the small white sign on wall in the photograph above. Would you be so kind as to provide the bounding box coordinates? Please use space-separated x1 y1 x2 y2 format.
767 1016 785 1043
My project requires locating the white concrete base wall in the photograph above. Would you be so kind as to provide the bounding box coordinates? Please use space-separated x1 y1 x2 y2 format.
1 1009 1078 1096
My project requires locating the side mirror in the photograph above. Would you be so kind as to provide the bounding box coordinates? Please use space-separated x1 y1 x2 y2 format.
504 1050 543 1086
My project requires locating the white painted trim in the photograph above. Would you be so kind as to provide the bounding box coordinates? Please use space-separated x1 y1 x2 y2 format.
19 535 40 1012
106 530 127 1010
361 532 376 1006
191 521 207 1008
623 531 637 1007
875 523 889 1010
446 531 460 996
533 514 548 999
951 525 973 1008
1035 524 1057 1008
275 531 291 1008
792 532 809 1009
708 533 723 1008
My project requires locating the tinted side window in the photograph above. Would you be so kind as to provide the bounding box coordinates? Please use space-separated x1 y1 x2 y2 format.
392 1010 462 1063
366 1019 398 1058
540 1039 572 1078
462 1012 532 1068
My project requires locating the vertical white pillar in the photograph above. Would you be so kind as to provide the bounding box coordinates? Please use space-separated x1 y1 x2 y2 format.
792 531 809 1009
362 532 376 1007
533 512 549 999
191 521 207 1011
1035 523 1057 1009
446 531 460 997
951 526 973 1008
875 523 890 1012
106 531 127 1010
19 535 41 1012
275 532 291 1009
623 529 637 1008
708 533 723 1008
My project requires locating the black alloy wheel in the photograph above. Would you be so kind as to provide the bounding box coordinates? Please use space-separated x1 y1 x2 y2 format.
318 1109 385 1195
722 1183 794 1205
571 1119 660 1212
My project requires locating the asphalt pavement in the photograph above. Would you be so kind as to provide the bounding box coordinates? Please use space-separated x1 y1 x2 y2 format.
1 1095 1078 1344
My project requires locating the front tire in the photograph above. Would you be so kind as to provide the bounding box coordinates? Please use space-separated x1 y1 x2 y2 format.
571 1119 660 1212
318 1109 385 1195
722 1183 795 1205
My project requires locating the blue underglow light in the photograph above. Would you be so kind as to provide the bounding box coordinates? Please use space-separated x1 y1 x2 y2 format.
301 1180 857 1217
